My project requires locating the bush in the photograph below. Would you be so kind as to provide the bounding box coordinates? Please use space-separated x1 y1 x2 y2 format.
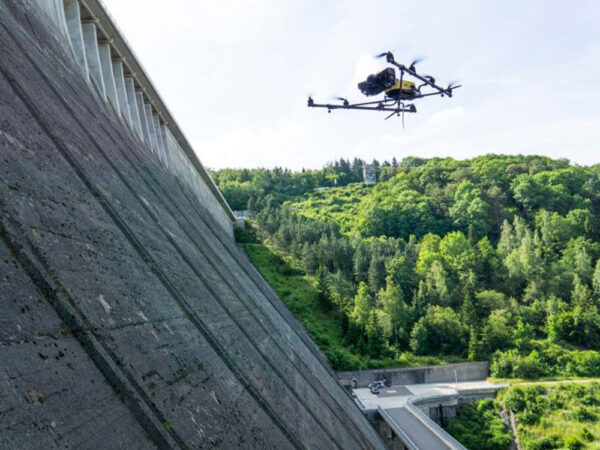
490 349 520 378
564 436 585 450
513 351 547 379
445 401 510 450
322 346 362 371
477 397 495 412
572 351 600 376
547 390 564 410
525 435 563 450
504 387 527 411
491 343 600 379
234 223 258 243
582 393 600 406
517 408 541 425
569 406 598 422
581 427 594 442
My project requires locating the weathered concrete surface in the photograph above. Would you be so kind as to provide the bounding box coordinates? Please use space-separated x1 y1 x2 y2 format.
0 2 385 449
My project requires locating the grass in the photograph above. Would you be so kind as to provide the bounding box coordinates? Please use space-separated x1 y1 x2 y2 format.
242 241 465 371
242 242 363 369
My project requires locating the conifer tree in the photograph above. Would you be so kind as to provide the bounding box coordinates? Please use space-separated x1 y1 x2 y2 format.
316 266 332 311
365 310 386 359
593 260 600 300
352 282 373 327
468 326 483 361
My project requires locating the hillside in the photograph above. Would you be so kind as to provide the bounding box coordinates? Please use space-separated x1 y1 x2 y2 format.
446 383 600 449
214 155 600 374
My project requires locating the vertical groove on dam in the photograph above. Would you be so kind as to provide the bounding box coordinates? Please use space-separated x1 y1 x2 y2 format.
0 1 386 449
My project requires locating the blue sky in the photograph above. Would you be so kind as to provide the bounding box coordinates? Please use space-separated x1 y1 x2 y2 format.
103 0 600 169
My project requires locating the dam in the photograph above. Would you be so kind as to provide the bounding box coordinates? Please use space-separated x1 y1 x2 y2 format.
0 1 386 448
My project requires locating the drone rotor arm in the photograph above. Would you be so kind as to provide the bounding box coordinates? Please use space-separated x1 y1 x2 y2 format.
308 100 416 113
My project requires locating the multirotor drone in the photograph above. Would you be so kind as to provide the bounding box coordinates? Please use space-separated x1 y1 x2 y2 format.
308 51 461 121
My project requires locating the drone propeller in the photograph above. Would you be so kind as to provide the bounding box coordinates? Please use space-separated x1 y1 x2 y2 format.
408 56 426 71
444 81 462 97
375 51 391 59
333 96 350 106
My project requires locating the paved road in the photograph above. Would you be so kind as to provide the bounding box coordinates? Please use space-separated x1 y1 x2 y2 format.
384 407 458 450
511 378 600 386
354 380 501 410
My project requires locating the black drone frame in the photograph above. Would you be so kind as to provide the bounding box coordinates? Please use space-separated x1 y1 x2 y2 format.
307 96 417 120
307 51 460 120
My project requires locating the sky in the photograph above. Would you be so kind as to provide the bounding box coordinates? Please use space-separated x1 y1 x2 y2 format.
102 0 600 170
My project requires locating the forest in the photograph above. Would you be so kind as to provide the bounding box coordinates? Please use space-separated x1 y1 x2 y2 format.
212 155 600 375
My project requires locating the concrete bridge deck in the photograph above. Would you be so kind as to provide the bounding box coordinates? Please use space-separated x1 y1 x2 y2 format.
354 381 506 450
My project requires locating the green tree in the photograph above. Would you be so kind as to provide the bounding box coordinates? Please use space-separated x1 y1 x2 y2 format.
513 319 535 351
468 326 484 361
416 233 442 276
410 306 468 355
572 274 593 308
423 260 451 306
504 229 544 292
439 231 477 275
378 278 413 347
449 180 490 238
315 266 332 311
593 260 600 299
352 282 373 327
353 243 370 284
481 309 513 354
368 253 387 294
357 189 437 239
365 310 387 358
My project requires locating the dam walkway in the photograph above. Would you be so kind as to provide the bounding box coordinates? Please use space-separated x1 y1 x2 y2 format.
354 380 506 450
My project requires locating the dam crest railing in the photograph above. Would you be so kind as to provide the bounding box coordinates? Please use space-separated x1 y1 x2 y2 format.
33 0 234 235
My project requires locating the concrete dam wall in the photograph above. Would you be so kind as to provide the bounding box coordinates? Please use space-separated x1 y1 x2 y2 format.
0 1 385 448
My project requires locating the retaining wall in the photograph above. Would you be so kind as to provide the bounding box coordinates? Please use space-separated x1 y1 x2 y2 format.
338 361 489 388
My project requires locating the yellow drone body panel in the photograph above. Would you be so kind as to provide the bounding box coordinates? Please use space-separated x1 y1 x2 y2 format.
387 79 416 92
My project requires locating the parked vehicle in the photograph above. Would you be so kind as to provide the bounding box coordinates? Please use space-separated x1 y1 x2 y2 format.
368 380 386 395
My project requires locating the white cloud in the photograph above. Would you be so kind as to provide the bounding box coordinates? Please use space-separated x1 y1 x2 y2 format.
100 0 600 170
195 121 311 169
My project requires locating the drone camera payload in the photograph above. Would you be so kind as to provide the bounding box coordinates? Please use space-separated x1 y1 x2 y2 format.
308 51 460 121
357 68 396 96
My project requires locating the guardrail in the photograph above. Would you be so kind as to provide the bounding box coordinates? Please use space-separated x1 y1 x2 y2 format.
403 391 467 450
33 0 235 235
377 406 420 450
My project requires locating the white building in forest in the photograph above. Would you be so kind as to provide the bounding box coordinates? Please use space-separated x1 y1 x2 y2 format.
363 164 377 184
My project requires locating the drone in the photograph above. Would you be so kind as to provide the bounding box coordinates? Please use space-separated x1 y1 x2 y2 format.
307 51 461 121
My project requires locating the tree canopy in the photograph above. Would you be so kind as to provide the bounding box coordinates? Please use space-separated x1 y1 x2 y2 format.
214 155 600 372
